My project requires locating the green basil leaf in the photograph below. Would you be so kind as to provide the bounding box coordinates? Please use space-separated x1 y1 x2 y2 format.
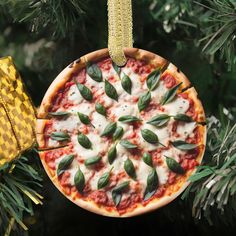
76 82 93 101
112 181 130 192
142 153 153 167
95 103 106 116
85 156 101 166
112 126 124 141
77 133 92 149
101 122 117 137
105 80 118 101
48 111 70 117
86 62 102 82
144 168 159 201
121 73 132 94
141 129 158 144
112 191 122 207
77 112 90 125
138 91 151 111
165 156 185 174
174 114 193 122
108 145 117 164
112 61 121 76
147 114 170 126
50 132 70 141
146 69 161 91
161 82 182 105
171 140 198 150
74 168 85 193
118 115 141 123
120 140 137 149
57 154 74 176
112 181 130 206
124 158 136 179
97 171 110 189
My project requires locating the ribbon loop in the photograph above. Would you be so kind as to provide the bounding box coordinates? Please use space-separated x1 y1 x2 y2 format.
108 0 133 66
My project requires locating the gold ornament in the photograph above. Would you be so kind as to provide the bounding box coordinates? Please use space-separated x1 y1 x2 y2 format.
108 0 133 66
0 56 36 167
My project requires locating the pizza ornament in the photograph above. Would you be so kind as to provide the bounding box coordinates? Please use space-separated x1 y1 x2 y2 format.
36 48 206 217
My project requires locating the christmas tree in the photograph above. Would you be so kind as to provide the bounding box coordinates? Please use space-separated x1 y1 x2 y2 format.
0 0 236 235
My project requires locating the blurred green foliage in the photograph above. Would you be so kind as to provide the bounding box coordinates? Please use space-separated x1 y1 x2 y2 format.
0 1 236 235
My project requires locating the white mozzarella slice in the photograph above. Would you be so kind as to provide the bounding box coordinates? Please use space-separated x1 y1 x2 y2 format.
151 81 168 103
53 115 80 132
92 112 110 135
112 102 139 118
135 161 152 194
156 165 169 185
47 138 60 147
89 167 110 190
140 124 171 150
103 96 114 107
176 122 196 139
77 103 94 115
112 143 130 174
161 149 182 162
67 84 83 104
67 159 79 185
163 97 189 115
71 133 108 159
86 74 104 91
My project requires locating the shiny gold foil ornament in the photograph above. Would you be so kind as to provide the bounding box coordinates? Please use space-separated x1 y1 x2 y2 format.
0 56 36 167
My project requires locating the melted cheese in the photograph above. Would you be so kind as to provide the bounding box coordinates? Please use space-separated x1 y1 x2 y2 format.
156 165 169 185
91 112 110 135
161 149 182 162
112 143 129 174
86 74 104 91
176 122 196 139
151 81 168 103
112 102 139 118
67 84 83 104
164 97 189 115
71 133 108 159
53 115 80 132
136 161 152 194
140 124 170 150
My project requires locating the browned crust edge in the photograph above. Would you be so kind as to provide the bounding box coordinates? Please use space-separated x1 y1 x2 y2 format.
184 87 206 123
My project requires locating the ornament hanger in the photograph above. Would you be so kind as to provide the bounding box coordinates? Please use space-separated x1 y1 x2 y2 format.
107 0 133 66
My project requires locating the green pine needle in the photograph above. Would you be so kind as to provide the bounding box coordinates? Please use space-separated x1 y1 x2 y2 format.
182 117 236 225
0 150 42 235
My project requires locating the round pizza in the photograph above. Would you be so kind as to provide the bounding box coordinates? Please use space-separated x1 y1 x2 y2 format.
36 48 206 217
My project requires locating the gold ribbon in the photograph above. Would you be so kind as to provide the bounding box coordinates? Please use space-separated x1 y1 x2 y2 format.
107 0 133 66
0 56 36 167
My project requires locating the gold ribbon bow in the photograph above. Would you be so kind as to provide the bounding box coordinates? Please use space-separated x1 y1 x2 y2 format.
108 0 133 66
0 56 36 166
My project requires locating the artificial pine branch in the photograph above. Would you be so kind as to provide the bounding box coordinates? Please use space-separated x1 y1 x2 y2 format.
195 0 236 70
0 149 42 235
0 0 88 39
182 116 236 225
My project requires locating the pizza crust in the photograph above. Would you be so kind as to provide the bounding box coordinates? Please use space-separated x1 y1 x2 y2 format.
37 48 207 217
183 87 206 123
